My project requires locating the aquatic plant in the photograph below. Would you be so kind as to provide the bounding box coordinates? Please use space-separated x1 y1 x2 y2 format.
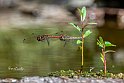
48 70 124 79
97 36 116 75
69 7 96 68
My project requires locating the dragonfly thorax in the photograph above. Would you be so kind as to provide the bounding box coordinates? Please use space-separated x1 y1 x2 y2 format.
59 35 67 41
37 35 49 41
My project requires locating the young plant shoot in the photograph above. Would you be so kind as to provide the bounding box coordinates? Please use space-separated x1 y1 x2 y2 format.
97 36 116 76
69 7 97 69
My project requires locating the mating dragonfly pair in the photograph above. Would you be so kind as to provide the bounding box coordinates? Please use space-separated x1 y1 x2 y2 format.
23 31 82 46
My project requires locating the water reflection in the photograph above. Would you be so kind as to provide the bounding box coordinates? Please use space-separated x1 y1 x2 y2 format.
0 25 124 78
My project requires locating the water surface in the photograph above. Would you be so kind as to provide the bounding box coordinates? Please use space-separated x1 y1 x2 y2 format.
0 24 124 78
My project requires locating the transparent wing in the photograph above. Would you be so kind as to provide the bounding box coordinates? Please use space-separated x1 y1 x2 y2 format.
23 31 65 45
59 36 82 47
23 33 38 43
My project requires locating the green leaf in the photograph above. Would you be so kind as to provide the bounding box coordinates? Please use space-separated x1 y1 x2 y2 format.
97 36 104 48
77 8 82 16
81 7 86 21
77 8 83 21
100 53 104 63
69 23 81 32
88 23 97 25
97 39 103 48
97 42 100 46
97 43 103 48
98 45 103 48
76 40 82 44
105 50 115 54
99 37 104 45
77 7 87 21
83 30 92 38
105 41 116 47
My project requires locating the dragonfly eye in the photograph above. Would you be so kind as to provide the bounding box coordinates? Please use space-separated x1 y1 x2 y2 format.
37 36 43 41
59 36 65 41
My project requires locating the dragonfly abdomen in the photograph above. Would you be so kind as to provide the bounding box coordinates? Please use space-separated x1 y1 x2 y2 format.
61 36 82 40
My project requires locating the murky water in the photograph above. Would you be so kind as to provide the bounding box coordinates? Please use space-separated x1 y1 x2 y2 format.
0 24 124 78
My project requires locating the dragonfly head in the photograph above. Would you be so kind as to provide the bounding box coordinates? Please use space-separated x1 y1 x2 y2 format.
59 35 66 41
37 35 45 41
37 36 41 41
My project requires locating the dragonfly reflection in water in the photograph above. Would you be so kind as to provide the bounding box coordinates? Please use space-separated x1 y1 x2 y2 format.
23 31 82 46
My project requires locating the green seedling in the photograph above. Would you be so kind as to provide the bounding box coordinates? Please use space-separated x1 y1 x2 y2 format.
69 7 97 69
97 36 116 76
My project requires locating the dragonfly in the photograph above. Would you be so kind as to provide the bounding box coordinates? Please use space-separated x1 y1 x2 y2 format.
36 34 82 46
23 31 82 46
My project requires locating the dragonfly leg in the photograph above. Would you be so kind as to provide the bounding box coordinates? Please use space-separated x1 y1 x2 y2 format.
46 38 50 46
63 41 67 47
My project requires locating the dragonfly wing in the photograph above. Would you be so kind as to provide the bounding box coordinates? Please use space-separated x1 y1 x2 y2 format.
23 33 45 44
64 39 81 47
60 39 70 47
23 36 37 43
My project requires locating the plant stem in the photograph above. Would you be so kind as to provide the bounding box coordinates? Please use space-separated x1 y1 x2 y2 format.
102 46 106 76
82 34 84 66
81 21 85 69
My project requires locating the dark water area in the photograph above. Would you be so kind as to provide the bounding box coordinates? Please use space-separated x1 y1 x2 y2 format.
0 24 124 78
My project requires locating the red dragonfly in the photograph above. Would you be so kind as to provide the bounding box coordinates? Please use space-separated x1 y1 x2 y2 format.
23 31 82 46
